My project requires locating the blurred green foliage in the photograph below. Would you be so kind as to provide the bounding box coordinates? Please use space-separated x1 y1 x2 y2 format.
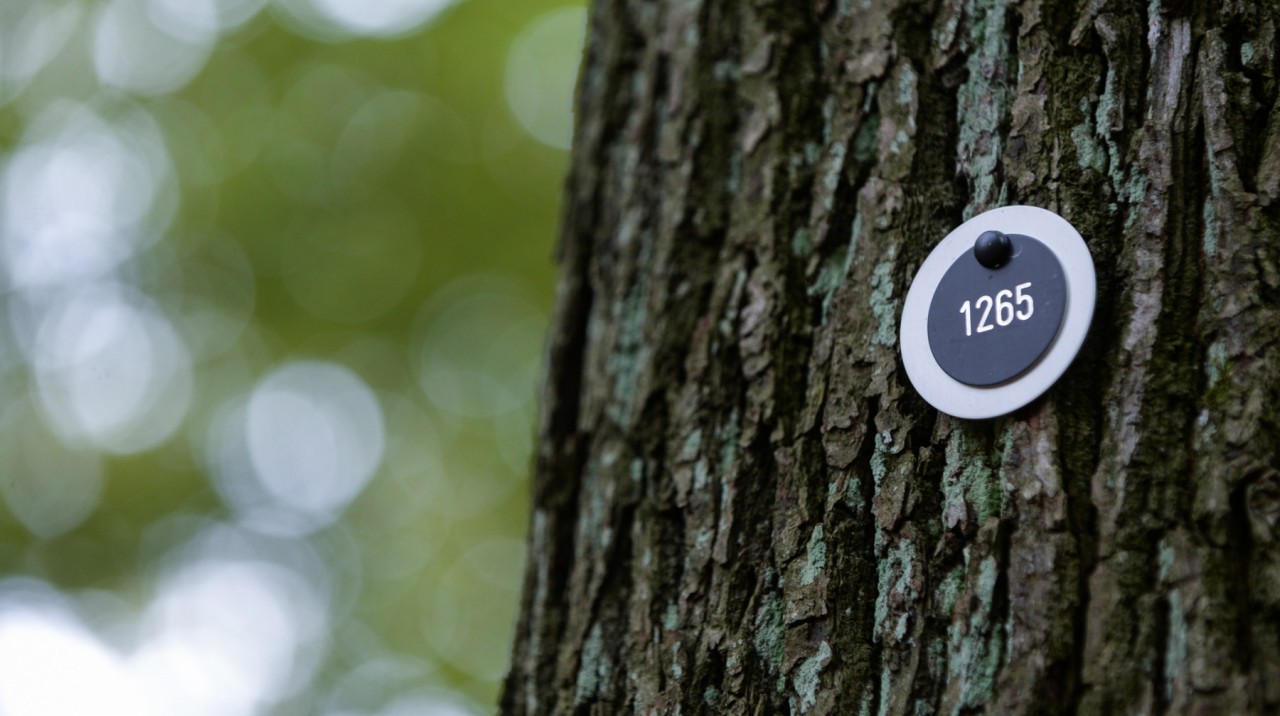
0 0 583 712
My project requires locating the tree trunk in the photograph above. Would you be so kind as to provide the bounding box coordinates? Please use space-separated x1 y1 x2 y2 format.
503 1 1280 713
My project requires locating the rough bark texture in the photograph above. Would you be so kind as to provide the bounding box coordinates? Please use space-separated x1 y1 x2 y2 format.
503 1 1280 713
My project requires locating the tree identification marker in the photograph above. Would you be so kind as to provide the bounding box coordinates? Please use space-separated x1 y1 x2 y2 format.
900 206 1095 419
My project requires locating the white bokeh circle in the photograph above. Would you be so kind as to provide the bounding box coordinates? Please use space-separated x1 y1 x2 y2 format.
899 205 1096 419
206 360 386 536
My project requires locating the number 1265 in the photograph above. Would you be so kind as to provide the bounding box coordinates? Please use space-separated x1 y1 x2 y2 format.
960 282 1034 336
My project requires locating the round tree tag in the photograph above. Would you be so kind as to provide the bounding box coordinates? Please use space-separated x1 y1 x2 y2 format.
899 206 1095 419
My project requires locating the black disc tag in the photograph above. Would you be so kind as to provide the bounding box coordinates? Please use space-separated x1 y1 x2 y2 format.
926 234 1067 386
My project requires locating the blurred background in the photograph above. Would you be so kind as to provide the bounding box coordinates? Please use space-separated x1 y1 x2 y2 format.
0 0 584 713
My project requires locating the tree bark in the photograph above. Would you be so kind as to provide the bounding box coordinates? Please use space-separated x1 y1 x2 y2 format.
503 1 1280 713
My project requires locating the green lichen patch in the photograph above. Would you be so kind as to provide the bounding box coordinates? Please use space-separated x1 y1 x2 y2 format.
754 589 786 672
792 641 832 713
574 623 612 706
940 426 999 531
874 539 918 640
1071 99 1107 173
956 0 1011 216
801 525 828 586
869 247 899 347
943 554 1005 714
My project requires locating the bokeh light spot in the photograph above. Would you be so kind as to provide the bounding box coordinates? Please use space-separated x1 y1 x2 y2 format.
0 3 82 102
0 599 146 716
132 559 326 716
32 283 194 454
423 550 522 681
0 556 326 716
414 277 546 419
374 691 483 716
310 0 457 38
210 361 385 535
248 362 385 514
2 107 165 290
93 0 214 96
0 400 104 539
147 0 220 44
504 7 587 150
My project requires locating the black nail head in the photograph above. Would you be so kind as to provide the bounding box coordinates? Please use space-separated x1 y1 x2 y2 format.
974 230 1013 269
